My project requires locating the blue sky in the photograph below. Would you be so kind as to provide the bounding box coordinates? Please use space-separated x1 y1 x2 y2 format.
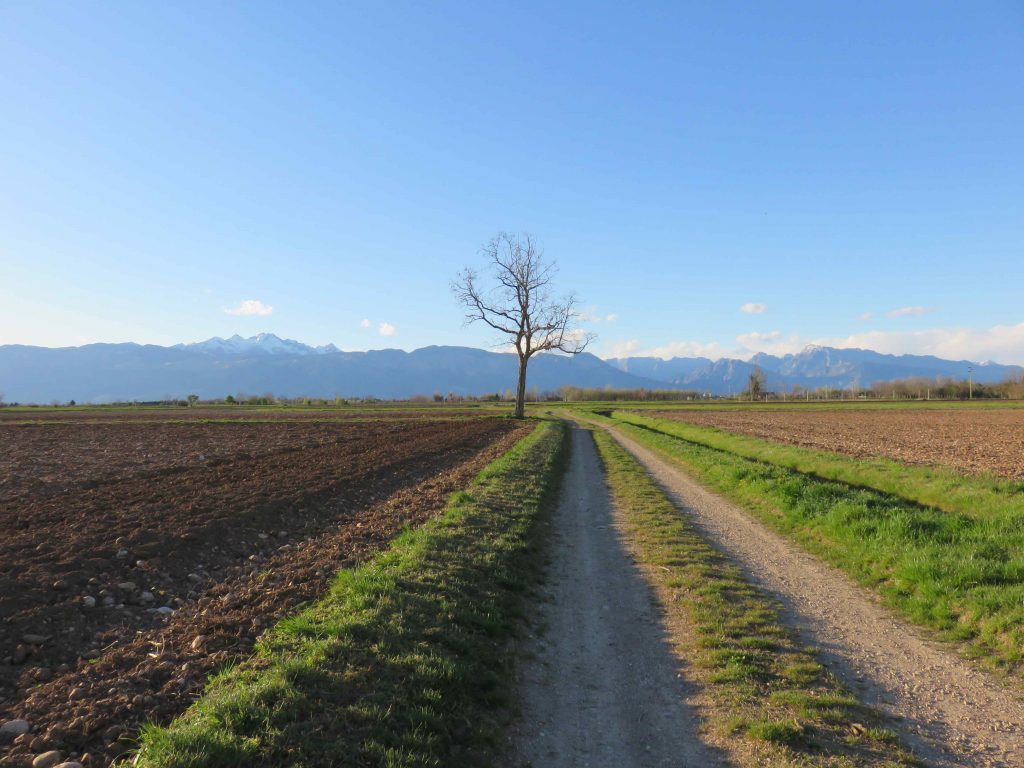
2 1 1022 362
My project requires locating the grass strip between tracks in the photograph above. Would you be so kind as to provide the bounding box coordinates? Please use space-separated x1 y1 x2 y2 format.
599 412 1024 675
590 426 919 768
135 420 567 768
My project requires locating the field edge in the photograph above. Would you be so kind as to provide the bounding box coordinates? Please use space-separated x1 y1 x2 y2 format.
595 412 1024 678
589 423 919 767
134 418 568 768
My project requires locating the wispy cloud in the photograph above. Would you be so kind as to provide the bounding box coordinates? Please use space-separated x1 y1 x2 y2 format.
859 312 873 321
740 303 766 314
606 339 641 358
648 340 729 359
579 308 618 323
600 321 1024 365
813 322 1024 365
378 322 396 336
605 338 728 360
736 330 781 345
887 306 931 318
735 331 804 357
359 318 371 328
224 299 273 316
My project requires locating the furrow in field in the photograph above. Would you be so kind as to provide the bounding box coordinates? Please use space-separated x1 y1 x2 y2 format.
1 418 527 766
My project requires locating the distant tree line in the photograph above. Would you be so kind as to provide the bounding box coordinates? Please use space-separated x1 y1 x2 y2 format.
557 386 706 402
741 373 1024 402
6 371 1024 408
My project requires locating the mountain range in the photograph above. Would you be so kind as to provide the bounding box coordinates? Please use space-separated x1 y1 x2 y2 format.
608 345 1023 394
0 334 1020 403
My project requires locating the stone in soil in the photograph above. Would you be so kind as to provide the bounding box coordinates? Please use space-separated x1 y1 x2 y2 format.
1 719 31 736
32 750 63 768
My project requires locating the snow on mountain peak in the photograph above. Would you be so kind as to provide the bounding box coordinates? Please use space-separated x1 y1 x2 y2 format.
183 333 338 355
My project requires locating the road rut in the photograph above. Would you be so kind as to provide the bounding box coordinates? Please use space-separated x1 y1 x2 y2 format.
602 421 1024 768
507 425 723 767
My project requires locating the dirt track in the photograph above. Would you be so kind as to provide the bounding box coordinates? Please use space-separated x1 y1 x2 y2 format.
507 425 722 767
602 422 1024 768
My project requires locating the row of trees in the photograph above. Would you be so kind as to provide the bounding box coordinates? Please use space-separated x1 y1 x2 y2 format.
558 386 705 402
740 373 1024 401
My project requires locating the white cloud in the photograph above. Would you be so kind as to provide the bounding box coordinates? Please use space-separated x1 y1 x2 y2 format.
359 318 371 328
740 303 766 314
887 306 931 318
578 308 618 323
599 321 1024 366
606 339 641 358
812 322 1024 365
378 322 397 337
859 312 873 321
736 330 781 345
564 327 593 344
735 331 805 357
648 340 729 359
224 299 273 316
605 339 730 360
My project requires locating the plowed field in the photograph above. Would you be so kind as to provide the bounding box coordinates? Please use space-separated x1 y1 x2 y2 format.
653 407 1024 479
0 406 487 424
0 415 527 766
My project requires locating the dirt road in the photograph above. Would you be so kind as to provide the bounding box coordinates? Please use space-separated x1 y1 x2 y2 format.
601 422 1024 768
507 425 723 767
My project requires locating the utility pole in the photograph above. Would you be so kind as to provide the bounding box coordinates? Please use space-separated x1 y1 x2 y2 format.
968 366 973 400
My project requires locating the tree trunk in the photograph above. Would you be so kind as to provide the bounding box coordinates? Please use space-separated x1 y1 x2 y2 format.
514 355 528 418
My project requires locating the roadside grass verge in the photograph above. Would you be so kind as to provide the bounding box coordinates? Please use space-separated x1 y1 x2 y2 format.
135 420 567 768
596 413 1024 675
590 427 918 767
610 411 1024 520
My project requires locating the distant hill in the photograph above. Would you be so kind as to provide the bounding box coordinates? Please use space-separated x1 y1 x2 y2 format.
0 335 664 403
3 335 1021 403
608 345 1024 395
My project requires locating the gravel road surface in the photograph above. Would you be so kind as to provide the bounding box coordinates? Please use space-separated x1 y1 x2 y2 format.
507 425 723 768
602 422 1024 768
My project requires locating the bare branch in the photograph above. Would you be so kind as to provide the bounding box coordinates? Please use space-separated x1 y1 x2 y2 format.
452 232 594 417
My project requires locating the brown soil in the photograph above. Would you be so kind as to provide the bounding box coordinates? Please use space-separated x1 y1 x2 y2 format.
653 407 1024 479
0 416 527 766
0 406 488 424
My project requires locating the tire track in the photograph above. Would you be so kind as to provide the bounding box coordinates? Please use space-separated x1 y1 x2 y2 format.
600 421 1024 768
507 425 724 767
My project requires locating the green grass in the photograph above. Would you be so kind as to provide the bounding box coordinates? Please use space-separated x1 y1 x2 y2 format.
590 427 918 767
595 413 1024 675
554 399 1024 412
610 411 1024 520
135 420 567 768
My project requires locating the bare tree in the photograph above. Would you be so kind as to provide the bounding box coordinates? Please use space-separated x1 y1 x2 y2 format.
746 366 766 401
453 232 593 418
